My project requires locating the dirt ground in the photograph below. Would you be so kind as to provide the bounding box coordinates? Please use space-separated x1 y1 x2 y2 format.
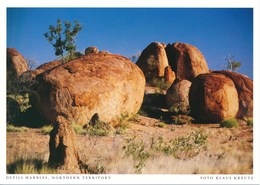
6 115 253 174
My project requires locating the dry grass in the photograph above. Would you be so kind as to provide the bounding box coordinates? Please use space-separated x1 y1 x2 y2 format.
6 115 253 174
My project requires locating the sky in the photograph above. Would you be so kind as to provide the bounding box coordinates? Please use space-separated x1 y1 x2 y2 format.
7 8 253 78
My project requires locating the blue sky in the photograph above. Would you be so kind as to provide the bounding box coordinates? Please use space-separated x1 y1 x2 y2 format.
7 8 253 78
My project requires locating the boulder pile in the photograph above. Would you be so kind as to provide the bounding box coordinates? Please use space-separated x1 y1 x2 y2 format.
138 42 253 122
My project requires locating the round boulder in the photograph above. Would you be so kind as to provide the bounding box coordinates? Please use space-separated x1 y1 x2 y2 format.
32 53 145 126
136 42 169 83
214 70 253 118
189 73 239 123
166 42 209 81
85 46 99 55
7 48 28 78
166 80 191 114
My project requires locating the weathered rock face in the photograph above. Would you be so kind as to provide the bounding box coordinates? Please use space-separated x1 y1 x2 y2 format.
166 42 209 81
189 73 239 123
214 70 253 118
85 46 99 55
32 53 145 126
7 48 28 78
49 115 80 171
166 80 191 114
34 60 62 76
136 42 169 83
164 66 175 84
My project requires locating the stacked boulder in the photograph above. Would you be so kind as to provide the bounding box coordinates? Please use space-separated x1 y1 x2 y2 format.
136 42 175 87
138 42 253 123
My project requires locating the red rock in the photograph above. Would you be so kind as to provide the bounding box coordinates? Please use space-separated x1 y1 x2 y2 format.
85 46 99 55
164 66 175 84
136 42 169 83
49 115 80 171
7 48 28 77
34 60 63 76
32 53 145 126
189 73 239 123
166 80 191 114
166 42 209 81
214 70 253 118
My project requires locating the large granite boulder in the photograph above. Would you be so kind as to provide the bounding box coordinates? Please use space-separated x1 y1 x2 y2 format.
34 60 62 76
7 48 29 78
32 53 145 126
189 73 239 123
166 80 192 114
136 42 169 83
214 70 253 118
166 42 209 81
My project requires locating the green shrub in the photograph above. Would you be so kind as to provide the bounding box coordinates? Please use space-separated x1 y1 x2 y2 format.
72 123 87 135
150 130 208 159
86 123 112 136
150 78 170 91
123 130 208 173
7 124 28 132
122 137 150 173
115 123 129 135
7 158 57 174
157 122 166 128
40 125 53 135
246 117 253 127
220 118 239 128
171 115 194 125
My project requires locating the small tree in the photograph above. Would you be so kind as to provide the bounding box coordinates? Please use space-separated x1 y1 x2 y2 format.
44 19 82 63
224 52 241 72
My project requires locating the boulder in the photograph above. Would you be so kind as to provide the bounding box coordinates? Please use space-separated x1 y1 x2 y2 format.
85 46 99 55
7 48 28 78
136 42 169 83
165 42 209 81
32 53 145 126
166 80 191 114
164 66 175 84
34 60 63 76
214 70 253 118
189 73 239 123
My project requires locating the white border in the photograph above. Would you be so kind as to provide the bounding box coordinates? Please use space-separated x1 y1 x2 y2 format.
1 0 259 184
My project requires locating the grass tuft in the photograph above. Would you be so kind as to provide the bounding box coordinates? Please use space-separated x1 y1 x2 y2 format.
7 124 28 132
40 125 53 135
220 118 239 128
7 158 57 174
246 117 253 127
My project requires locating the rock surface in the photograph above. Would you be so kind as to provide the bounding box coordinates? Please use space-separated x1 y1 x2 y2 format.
7 48 28 78
32 53 145 126
85 46 99 55
189 73 239 123
166 42 209 81
166 80 192 114
34 60 62 76
214 70 253 118
136 42 169 83
164 66 175 84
